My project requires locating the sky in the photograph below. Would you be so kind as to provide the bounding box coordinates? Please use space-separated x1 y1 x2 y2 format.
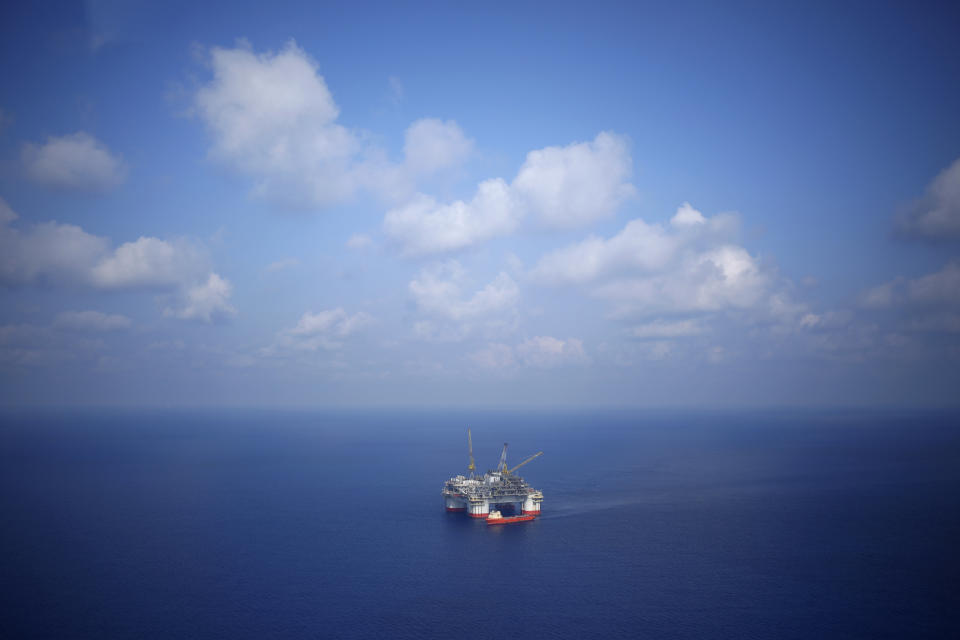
1 0 959 407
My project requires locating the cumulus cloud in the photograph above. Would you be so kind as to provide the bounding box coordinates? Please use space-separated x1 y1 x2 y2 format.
530 218 679 285
531 202 736 285
403 118 473 176
815 262 960 361
897 158 960 240
512 131 634 228
409 261 518 320
194 41 471 208
671 201 707 227
594 245 772 315
22 132 126 193
384 179 520 256
0 200 233 320
195 40 359 207
408 261 520 341
860 261 960 310
531 202 783 319
271 308 373 351
90 237 208 290
54 310 132 332
0 218 110 287
383 132 635 255
164 273 237 323
470 336 588 370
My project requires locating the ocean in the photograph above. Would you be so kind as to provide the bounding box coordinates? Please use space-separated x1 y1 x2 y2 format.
1 408 958 638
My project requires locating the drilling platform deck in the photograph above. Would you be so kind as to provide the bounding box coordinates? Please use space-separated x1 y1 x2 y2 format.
442 430 543 519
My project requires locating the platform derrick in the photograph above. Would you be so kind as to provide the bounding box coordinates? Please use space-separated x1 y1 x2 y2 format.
442 430 544 520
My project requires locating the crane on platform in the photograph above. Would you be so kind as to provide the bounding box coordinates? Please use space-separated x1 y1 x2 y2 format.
497 443 509 473
506 451 543 476
467 429 476 476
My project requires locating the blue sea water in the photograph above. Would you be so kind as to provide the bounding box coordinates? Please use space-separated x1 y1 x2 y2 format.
1 408 959 639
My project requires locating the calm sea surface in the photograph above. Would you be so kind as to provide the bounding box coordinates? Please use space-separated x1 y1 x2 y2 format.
1 408 958 639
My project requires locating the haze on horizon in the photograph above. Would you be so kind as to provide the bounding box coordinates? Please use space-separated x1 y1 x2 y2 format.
1 0 959 407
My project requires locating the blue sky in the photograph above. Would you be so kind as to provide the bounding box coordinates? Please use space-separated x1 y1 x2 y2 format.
1 0 959 407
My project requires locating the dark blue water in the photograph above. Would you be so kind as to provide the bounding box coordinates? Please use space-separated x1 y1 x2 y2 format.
1 408 959 639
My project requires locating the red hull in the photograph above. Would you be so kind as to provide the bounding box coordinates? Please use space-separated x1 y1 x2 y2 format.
445 507 466 512
469 513 488 518
521 510 541 515
487 514 536 525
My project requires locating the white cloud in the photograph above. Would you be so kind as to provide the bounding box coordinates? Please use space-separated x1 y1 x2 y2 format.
54 310 132 332
403 118 473 176
897 158 960 240
272 308 373 351
591 247 770 316
531 203 738 286
470 336 588 369
384 179 520 256
0 200 233 320
409 261 519 321
91 237 207 289
290 309 371 337
0 219 110 286
22 132 126 193
195 40 360 207
408 262 520 342
671 201 707 227
532 203 783 319
383 132 635 255
194 41 471 209
512 131 634 228
164 273 237 323
530 218 679 285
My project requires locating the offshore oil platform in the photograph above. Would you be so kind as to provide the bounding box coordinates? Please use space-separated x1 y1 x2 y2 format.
442 429 543 520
